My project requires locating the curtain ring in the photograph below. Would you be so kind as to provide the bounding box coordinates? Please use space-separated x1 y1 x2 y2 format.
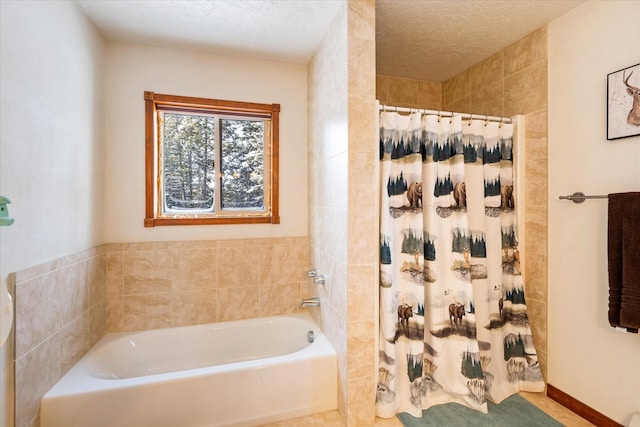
468 114 473 126
484 115 489 126
437 111 441 122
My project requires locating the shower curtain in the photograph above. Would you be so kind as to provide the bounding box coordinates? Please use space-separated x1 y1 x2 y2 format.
377 111 544 418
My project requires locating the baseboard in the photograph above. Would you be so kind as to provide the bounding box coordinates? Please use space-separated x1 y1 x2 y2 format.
546 384 623 427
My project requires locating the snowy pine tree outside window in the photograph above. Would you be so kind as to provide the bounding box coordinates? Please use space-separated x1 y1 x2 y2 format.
144 92 280 226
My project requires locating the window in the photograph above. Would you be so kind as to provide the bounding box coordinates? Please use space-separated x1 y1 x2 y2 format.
144 92 280 226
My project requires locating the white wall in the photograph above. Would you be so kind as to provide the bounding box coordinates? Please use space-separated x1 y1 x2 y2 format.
548 1 640 424
103 43 308 243
0 1 105 275
0 1 105 426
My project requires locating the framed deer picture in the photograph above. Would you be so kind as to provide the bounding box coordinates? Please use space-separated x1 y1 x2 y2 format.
607 63 640 140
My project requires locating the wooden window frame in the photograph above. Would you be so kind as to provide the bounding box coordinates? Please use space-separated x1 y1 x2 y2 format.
144 91 280 227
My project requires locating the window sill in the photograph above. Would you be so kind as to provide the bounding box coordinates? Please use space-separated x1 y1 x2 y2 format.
144 216 280 227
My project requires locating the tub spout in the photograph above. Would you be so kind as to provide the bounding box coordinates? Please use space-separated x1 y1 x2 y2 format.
300 297 321 307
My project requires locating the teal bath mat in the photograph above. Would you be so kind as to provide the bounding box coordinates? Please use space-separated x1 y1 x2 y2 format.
397 394 564 427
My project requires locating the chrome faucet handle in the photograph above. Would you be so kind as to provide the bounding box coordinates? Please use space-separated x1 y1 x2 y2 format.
313 275 325 286
307 269 318 277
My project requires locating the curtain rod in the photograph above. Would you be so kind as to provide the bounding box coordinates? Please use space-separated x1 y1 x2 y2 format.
378 104 512 124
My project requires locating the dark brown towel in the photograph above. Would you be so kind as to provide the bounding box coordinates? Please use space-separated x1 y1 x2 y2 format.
608 192 640 333
622 288 640 297
622 216 640 289
621 215 640 331
622 294 640 304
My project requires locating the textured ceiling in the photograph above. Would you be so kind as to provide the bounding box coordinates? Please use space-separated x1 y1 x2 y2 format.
76 0 344 64
76 0 586 82
377 0 586 81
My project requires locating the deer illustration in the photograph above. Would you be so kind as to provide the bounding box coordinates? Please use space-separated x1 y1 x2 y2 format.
623 70 640 126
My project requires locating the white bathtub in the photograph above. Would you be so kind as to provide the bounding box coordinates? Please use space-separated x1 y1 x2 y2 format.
41 313 337 427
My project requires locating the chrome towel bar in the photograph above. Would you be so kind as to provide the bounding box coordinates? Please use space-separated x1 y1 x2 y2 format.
559 192 608 204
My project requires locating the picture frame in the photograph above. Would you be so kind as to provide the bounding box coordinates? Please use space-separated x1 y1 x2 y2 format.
607 63 640 140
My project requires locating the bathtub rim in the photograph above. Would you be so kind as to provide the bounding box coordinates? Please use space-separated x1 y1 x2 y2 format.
43 311 334 399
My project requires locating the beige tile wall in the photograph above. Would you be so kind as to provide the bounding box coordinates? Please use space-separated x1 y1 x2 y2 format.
375 27 549 380
376 75 442 110
308 1 350 420
346 1 377 426
12 247 106 427
442 26 547 118
308 1 377 425
105 237 310 332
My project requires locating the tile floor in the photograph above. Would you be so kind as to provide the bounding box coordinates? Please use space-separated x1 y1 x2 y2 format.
264 391 596 426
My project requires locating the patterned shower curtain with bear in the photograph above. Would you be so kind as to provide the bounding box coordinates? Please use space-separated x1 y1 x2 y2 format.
377 111 544 418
